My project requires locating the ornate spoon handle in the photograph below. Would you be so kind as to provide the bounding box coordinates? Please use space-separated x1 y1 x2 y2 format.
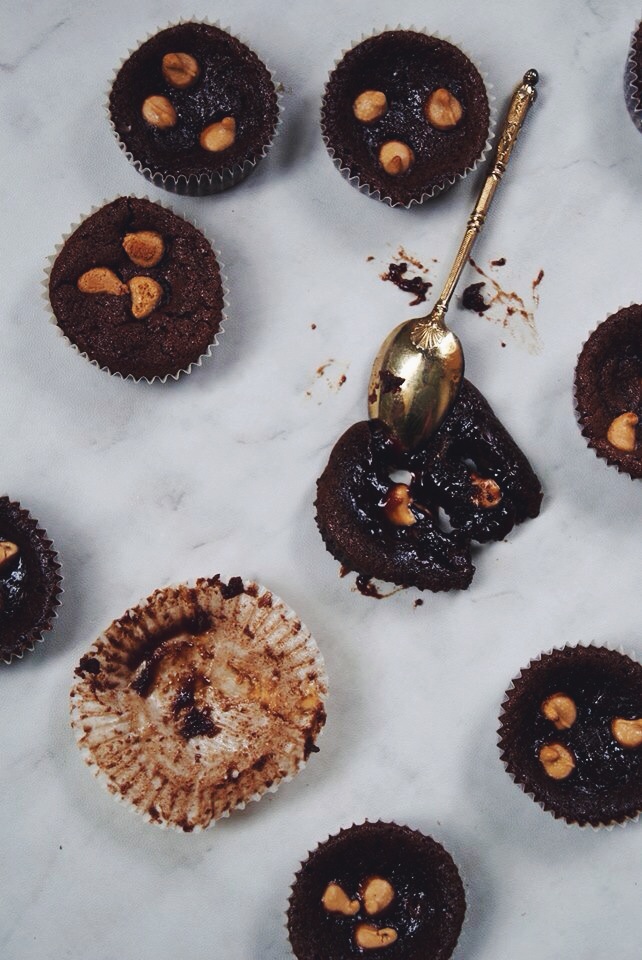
410 69 539 345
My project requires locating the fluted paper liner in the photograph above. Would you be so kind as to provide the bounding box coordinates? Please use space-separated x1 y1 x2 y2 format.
286 820 466 960
0 497 62 665
625 20 642 132
498 642 642 829
107 19 282 196
70 576 327 831
44 195 228 384
320 26 495 208
573 303 642 479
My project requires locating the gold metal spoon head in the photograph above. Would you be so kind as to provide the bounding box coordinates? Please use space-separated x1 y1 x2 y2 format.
367 307 464 452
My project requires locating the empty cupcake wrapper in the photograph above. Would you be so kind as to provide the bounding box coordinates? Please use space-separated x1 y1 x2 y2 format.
43 194 228 383
320 25 496 208
106 18 283 196
624 20 642 132
70 575 328 831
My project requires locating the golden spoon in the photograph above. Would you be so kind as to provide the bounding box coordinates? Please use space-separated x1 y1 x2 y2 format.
368 69 539 451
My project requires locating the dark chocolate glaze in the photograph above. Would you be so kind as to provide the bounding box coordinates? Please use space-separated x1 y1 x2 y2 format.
574 305 642 478
322 31 490 206
499 646 642 826
287 821 465 960
49 197 223 380
0 498 62 663
461 281 490 313
109 22 279 185
315 380 542 592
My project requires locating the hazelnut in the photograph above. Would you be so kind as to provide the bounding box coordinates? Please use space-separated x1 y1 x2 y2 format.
361 876 395 915
162 52 200 89
539 742 575 780
353 90 388 123
122 231 165 268
424 88 464 130
321 882 360 916
541 693 577 731
383 483 417 526
611 717 642 749
77 267 128 297
378 140 414 176
606 411 638 452
354 924 398 950
199 117 236 152
128 276 163 320
470 472 502 509
141 95 177 129
0 541 19 571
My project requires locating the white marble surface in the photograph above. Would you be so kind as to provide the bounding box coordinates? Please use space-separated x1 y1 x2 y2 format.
2 0 642 957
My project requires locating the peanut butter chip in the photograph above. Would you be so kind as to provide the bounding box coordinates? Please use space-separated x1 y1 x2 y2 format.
424 88 464 130
128 276 163 320
611 717 642 748
378 140 414 175
353 90 388 123
541 692 577 731
361 876 395 915
199 117 236 152
122 231 165 268
0 541 19 571
162 52 200 89
383 483 416 526
141 95 177 129
354 924 398 950
539 742 575 780
77 267 128 296
321 882 360 916
607 412 638 452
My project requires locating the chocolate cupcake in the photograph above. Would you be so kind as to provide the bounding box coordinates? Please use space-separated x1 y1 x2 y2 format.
315 380 542 592
70 576 327 831
625 21 642 132
0 498 62 664
574 305 642 478
498 645 642 827
109 21 280 194
287 821 465 960
48 197 225 381
321 30 491 206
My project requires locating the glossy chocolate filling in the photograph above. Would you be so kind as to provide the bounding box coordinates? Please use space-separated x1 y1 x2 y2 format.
499 646 642 825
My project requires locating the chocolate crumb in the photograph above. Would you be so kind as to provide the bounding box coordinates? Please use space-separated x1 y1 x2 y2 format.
379 369 405 394
414 598 424 608
382 262 431 305
338 374 347 388
311 323 317 330
501 341 506 348
179 705 220 741
366 255 374 262
220 576 244 599
462 282 490 314
533 268 544 289
75 656 101 677
491 257 506 267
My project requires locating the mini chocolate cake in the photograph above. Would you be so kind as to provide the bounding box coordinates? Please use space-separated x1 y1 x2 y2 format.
48 197 224 381
0 498 62 663
574 306 642 478
70 576 327 830
315 380 542 592
321 30 490 206
109 21 279 194
498 645 642 826
625 21 642 132
287 821 465 960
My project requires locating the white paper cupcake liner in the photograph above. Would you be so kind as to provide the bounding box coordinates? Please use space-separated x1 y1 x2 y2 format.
0 497 63 665
497 641 642 830
573 302 642 479
624 20 642 132
43 194 228 384
107 18 283 196
70 575 328 831
320 26 496 208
